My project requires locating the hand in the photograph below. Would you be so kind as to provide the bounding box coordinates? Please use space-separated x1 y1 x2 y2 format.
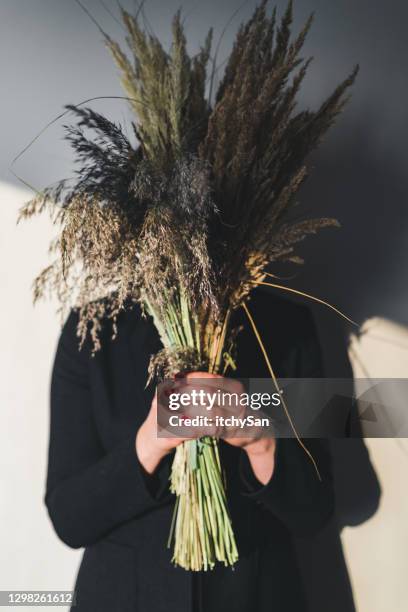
169 372 277 485
136 372 221 474
135 392 187 475
136 371 276 483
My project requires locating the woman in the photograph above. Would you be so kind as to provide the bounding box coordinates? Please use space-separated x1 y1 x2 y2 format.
45 288 335 612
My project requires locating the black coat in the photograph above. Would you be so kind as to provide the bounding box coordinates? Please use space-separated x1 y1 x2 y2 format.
45 289 341 612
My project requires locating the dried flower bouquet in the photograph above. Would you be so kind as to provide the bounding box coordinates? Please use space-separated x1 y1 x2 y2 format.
20 1 357 571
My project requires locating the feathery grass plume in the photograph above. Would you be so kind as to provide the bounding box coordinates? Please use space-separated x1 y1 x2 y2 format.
106 8 213 167
20 1 358 571
199 0 357 311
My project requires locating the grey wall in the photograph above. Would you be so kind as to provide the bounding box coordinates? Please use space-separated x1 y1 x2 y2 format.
1 0 407 328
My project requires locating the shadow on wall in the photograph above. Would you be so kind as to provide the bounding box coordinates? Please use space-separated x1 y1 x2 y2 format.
282 113 408 329
296 312 408 612
293 312 382 612
282 115 407 612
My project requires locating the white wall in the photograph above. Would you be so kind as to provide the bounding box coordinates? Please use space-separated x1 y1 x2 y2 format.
341 438 408 612
0 183 81 609
345 324 408 612
0 182 407 611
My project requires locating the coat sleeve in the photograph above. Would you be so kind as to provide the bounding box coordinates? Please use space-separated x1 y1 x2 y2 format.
239 307 335 537
44 310 173 549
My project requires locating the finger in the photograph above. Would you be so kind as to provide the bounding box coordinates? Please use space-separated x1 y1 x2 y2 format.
171 378 243 397
183 372 243 394
184 371 223 380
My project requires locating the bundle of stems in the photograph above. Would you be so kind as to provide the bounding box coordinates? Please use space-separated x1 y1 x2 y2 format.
170 437 238 570
145 289 238 570
20 1 358 571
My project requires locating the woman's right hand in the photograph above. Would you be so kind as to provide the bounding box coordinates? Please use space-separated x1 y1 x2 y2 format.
135 390 187 475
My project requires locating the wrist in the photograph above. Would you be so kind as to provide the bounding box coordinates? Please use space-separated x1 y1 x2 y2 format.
244 438 276 486
245 437 276 458
136 422 169 474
